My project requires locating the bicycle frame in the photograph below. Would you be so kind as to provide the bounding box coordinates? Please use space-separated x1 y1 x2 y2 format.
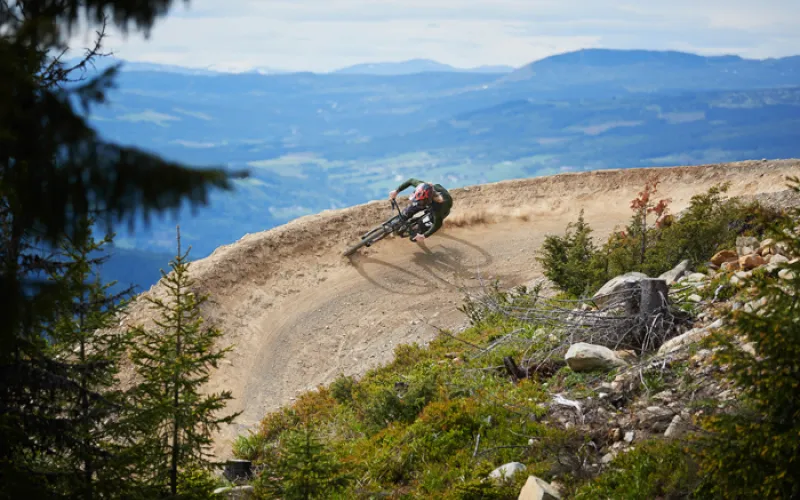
343 199 433 257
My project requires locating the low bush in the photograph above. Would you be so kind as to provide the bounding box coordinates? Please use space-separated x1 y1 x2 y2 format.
571 439 698 499
538 181 783 298
537 209 610 298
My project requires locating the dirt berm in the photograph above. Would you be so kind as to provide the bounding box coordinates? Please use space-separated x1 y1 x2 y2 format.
113 158 799 459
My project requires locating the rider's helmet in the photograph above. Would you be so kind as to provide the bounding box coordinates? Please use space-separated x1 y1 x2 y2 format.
413 183 434 205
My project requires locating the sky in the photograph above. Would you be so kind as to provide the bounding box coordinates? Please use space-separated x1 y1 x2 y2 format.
65 0 800 73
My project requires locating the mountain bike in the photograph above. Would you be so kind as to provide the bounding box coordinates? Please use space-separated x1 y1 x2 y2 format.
343 199 432 257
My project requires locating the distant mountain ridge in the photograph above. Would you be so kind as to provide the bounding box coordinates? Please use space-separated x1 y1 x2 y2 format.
501 48 800 86
65 56 516 76
66 48 799 78
331 58 516 75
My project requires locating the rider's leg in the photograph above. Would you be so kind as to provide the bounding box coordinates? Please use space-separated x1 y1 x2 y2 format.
401 202 425 220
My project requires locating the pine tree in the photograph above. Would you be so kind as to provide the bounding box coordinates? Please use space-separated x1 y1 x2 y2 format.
693 176 800 498
44 218 136 499
1 1 246 495
257 426 353 500
129 226 239 498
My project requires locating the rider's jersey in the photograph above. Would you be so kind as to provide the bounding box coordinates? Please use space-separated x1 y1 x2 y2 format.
395 178 453 237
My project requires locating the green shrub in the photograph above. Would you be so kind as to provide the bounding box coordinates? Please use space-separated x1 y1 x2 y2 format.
536 209 610 298
691 176 800 499
359 369 441 432
329 373 356 405
449 477 520 499
572 439 698 499
255 426 353 499
176 465 222 500
232 432 269 461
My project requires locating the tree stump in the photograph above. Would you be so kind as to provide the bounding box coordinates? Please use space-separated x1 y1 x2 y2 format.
503 356 527 382
639 278 669 319
638 278 670 351
224 459 253 481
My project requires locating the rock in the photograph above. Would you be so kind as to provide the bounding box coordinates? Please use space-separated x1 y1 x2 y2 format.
691 349 713 364
624 431 635 443
688 294 702 303
686 272 707 282
711 249 738 266
615 349 638 363
601 452 616 464
739 254 766 271
518 475 562 500
768 254 789 265
721 260 741 271
744 297 768 313
718 389 733 401
566 343 628 372
592 272 648 309
641 406 674 430
664 415 685 439
652 390 674 402
779 268 796 280
658 319 723 355
659 259 690 285
490 462 527 482
758 238 776 255
212 486 256 499
736 236 759 256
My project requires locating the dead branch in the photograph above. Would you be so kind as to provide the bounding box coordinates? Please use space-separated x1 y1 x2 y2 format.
39 14 114 89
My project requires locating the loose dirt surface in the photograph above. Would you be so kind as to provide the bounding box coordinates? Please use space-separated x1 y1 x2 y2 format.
113 159 799 458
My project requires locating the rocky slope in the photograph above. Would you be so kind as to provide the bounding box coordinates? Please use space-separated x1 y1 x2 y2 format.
498 233 798 498
111 158 799 458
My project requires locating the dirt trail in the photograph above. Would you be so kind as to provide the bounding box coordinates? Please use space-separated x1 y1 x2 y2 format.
114 159 798 458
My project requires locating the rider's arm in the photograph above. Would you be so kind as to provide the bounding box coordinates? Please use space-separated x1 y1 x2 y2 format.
395 178 425 193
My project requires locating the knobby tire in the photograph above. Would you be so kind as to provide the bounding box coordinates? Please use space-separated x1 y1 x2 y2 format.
343 226 389 256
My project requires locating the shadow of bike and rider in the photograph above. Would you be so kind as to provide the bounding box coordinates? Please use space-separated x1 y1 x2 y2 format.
348 232 497 296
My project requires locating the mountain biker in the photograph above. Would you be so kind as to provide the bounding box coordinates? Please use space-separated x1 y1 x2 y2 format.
389 178 453 242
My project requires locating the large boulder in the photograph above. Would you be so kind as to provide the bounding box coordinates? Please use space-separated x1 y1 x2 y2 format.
518 476 562 500
721 260 741 271
658 260 690 285
739 254 766 271
592 272 648 309
711 249 738 266
658 319 724 355
767 254 789 265
566 343 628 372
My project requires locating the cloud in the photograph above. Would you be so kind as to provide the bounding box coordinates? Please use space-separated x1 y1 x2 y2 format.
66 0 800 72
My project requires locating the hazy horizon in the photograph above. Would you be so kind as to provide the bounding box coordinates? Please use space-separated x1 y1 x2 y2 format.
67 48 799 76
64 0 800 73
